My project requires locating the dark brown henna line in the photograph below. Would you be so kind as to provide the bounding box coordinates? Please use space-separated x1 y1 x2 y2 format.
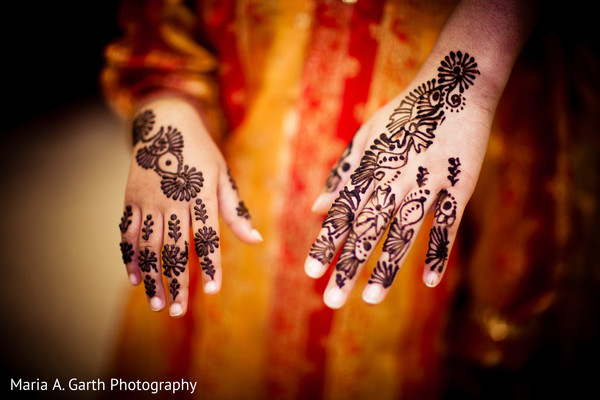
141 214 154 240
144 274 157 298
120 241 134 264
138 247 158 273
200 256 216 280
194 226 220 257
119 205 133 234
169 278 181 300
425 227 450 273
168 214 182 243
325 139 353 193
194 199 208 223
416 166 429 187
447 157 461 186
236 201 251 220
162 242 188 278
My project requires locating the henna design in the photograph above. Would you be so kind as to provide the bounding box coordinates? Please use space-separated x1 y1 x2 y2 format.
322 187 361 239
169 279 181 300
447 157 461 186
425 227 449 273
236 201 251 220
194 199 208 223
335 273 347 288
227 167 238 192
119 205 133 234
416 166 429 187
168 214 182 243
141 214 154 240
368 261 399 288
144 275 157 298
162 242 188 278
435 189 457 226
325 140 353 193
194 226 220 257
138 247 158 273
120 241 134 264
200 256 216 280
133 110 204 201
132 110 156 145
309 235 336 265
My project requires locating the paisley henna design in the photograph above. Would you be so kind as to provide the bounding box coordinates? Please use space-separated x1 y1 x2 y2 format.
169 279 181 300
144 275 157 298
312 51 478 289
119 205 133 234
141 214 154 240
325 139 353 193
194 226 220 257
133 110 204 201
447 157 461 186
138 247 158 273
168 214 182 243
162 242 189 278
425 227 449 273
236 201 251 220
120 241 134 264
416 166 429 187
194 199 208 223
200 256 216 280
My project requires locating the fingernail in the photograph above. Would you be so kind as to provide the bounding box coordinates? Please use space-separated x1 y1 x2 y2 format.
250 229 263 242
129 273 140 285
324 287 345 309
305 258 325 278
169 303 183 317
311 194 330 213
424 271 440 287
362 285 382 304
204 281 217 294
150 297 163 311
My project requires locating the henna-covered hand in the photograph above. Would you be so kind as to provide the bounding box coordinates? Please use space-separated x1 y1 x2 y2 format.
306 51 494 309
118 97 262 317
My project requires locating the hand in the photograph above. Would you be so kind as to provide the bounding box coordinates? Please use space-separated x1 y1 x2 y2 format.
118 97 262 317
305 50 494 309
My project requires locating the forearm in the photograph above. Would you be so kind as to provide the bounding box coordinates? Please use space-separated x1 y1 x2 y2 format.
421 0 540 109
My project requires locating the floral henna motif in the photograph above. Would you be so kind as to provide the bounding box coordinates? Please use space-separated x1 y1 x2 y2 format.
169 279 181 300
236 201 251 220
200 256 216 280
141 214 154 240
132 110 204 201
309 235 336 265
168 214 182 243
368 261 399 288
325 139 353 193
162 242 188 278
120 241 134 264
194 226 220 257
313 51 478 289
138 247 158 273
194 199 208 223
425 227 449 273
144 275 157 298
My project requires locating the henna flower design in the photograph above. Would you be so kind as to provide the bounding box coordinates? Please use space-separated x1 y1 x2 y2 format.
194 226 220 257
160 165 204 201
144 275 157 298
200 256 216 280
309 235 336 265
138 247 158 273
162 242 189 277
437 51 479 93
322 187 361 238
368 261 399 288
120 241 134 264
425 227 449 273
132 110 156 144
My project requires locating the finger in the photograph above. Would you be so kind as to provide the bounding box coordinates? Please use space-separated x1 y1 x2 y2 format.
137 212 166 311
312 124 372 213
422 188 462 287
362 187 434 304
217 167 262 244
119 204 142 285
161 211 191 317
305 182 374 279
322 185 399 309
191 194 222 295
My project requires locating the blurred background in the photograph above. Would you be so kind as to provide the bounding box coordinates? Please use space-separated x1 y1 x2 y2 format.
0 2 131 399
